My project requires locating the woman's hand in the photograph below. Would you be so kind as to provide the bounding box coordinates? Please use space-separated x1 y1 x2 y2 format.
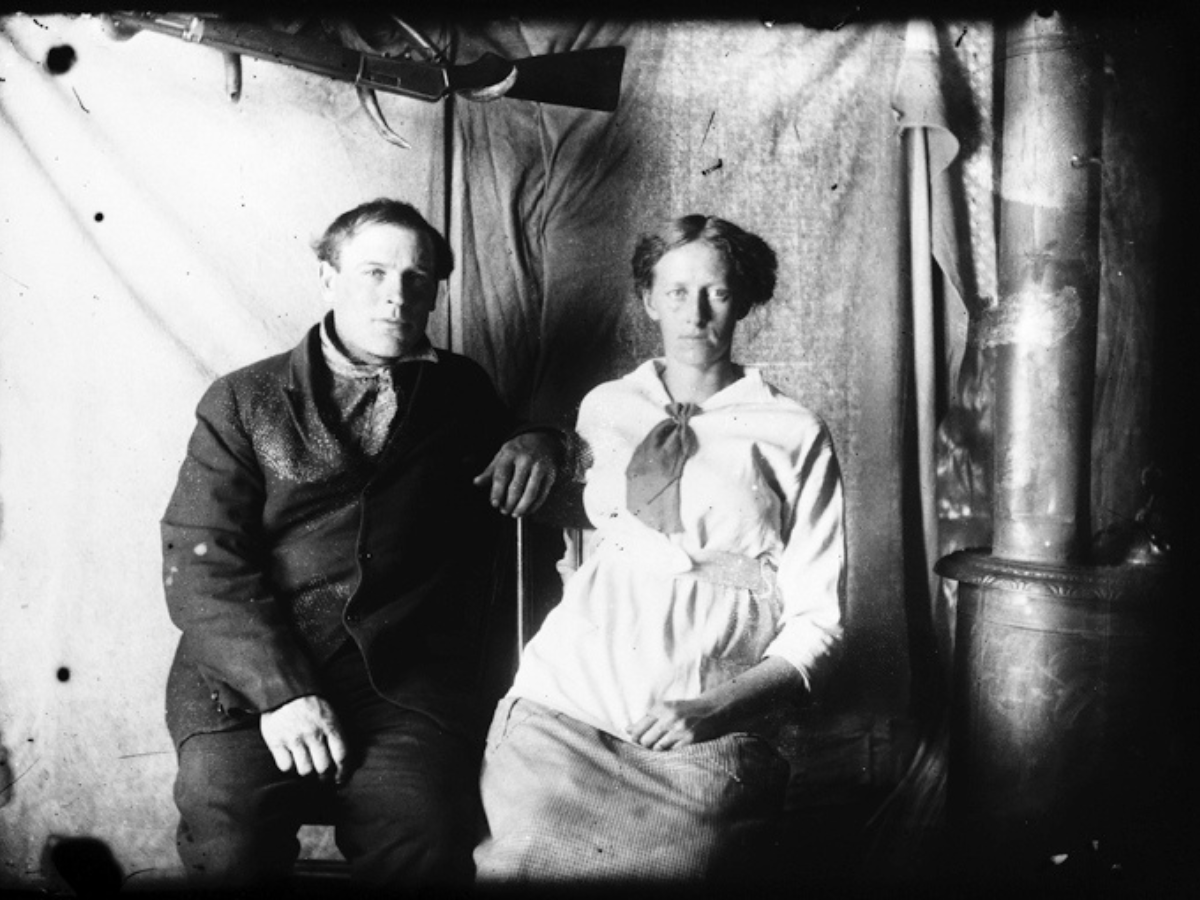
627 656 807 752
627 696 730 751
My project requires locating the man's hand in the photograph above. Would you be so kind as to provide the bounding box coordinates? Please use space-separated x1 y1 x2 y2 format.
259 694 349 784
473 431 559 517
627 696 729 752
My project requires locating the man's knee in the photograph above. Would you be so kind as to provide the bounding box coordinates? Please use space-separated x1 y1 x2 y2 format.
338 804 475 887
173 728 304 885
334 721 480 885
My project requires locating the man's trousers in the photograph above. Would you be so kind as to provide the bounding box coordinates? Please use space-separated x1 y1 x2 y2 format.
173 643 480 889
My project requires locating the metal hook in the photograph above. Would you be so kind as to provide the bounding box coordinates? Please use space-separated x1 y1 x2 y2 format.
355 84 411 149
344 16 441 149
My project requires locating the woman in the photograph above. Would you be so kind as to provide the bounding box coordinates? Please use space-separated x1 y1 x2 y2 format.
474 215 845 883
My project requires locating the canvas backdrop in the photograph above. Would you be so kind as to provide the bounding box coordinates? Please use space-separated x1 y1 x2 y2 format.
1 10 1184 890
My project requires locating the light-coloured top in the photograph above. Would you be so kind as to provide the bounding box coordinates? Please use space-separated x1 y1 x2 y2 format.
509 360 846 740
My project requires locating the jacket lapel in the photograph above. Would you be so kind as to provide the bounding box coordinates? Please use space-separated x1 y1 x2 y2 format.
375 358 435 469
282 324 358 469
282 323 445 476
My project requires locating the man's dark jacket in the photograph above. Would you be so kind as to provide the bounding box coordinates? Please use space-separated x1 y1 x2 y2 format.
162 324 513 748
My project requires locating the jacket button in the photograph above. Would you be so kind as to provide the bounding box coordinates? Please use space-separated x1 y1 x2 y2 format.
216 703 225 714
358 550 372 562
210 691 219 701
345 610 361 625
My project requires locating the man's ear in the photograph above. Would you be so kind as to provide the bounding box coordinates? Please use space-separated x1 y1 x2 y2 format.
319 261 337 297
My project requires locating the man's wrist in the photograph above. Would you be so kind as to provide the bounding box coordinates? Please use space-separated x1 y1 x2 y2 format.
506 424 578 473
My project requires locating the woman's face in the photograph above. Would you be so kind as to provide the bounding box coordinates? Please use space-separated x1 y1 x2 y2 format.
643 240 743 370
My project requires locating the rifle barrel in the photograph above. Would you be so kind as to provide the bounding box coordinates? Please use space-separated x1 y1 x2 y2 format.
110 13 449 101
108 13 624 111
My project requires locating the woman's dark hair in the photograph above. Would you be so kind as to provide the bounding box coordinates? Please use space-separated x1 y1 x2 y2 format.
631 215 778 311
313 198 454 280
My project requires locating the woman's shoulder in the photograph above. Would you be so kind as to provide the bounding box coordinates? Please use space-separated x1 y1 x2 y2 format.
740 369 833 437
739 368 813 412
580 360 661 407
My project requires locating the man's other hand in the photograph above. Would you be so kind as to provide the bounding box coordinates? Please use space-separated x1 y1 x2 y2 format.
259 695 349 784
473 432 559 517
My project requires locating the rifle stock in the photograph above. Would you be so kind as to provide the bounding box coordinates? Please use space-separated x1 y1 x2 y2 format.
507 47 626 112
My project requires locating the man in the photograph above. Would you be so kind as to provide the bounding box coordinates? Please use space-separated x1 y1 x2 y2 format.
162 198 561 888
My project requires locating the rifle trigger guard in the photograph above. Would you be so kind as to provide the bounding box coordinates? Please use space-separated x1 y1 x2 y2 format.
458 64 518 103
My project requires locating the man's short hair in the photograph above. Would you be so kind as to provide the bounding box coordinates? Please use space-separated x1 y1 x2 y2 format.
313 198 454 281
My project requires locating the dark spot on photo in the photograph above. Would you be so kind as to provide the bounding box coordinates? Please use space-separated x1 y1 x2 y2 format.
45 45 77 75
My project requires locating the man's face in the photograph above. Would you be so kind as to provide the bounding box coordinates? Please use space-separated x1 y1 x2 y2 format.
321 222 438 360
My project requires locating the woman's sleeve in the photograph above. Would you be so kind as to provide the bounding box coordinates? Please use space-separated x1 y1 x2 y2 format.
762 422 846 689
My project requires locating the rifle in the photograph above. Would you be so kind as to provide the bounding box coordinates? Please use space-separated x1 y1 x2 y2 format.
102 13 626 146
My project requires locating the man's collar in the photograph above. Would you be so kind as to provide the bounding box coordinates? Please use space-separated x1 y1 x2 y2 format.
320 312 438 379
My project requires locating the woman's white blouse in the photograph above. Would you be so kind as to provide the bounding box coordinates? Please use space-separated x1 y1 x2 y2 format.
509 360 846 740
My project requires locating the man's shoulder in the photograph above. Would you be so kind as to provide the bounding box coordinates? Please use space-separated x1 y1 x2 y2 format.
432 346 483 371
196 344 299 421
218 346 295 387
430 348 497 391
